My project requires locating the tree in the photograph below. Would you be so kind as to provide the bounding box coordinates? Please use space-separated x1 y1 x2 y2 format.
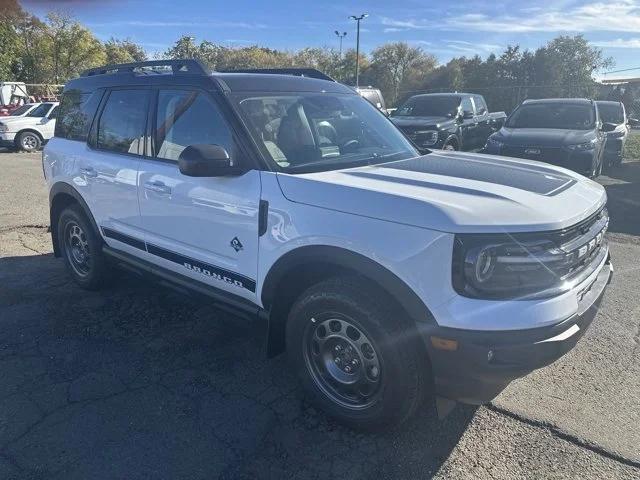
369 42 436 104
0 0 25 80
104 38 147 65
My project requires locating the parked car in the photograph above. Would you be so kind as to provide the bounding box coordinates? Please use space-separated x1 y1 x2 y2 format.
355 86 387 113
484 98 612 178
45 60 611 429
596 100 629 167
0 81 29 116
390 93 506 151
0 102 58 151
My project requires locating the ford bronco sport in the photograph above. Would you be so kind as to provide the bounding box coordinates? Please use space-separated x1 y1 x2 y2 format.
44 60 612 429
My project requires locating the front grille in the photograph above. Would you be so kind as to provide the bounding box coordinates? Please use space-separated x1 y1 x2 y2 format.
501 145 570 164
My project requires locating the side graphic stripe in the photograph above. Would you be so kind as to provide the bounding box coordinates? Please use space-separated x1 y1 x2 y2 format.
102 227 146 250
101 227 256 293
146 243 257 293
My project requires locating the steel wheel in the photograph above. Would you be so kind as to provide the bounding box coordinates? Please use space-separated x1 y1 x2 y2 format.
20 133 39 151
64 222 91 277
303 314 382 409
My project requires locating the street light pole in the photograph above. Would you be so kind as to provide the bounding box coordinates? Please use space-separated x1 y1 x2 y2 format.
334 30 347 58
349 13 368 87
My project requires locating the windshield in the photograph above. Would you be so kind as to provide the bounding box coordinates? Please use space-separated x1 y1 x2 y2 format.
10 104 33 116
506 103 595 130
393 95 460 118
26 104 52 118
597 103 624 124
234 93 418 173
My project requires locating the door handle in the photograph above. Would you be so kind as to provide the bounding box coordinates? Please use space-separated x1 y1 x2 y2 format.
144 181 171 195
80 167 97 178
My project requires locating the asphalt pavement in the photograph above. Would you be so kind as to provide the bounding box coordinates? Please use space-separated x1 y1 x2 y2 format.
0 150 639 479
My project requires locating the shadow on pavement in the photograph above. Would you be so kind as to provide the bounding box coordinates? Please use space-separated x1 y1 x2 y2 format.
0 253 475 480
601 160 640 237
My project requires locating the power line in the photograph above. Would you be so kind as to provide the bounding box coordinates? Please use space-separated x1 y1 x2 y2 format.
603 66 640 75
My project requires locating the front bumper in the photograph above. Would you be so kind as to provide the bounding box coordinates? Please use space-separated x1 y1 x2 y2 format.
0 132 16 147
424 256 613 405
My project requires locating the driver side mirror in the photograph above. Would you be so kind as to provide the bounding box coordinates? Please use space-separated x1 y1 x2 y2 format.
178 144 243 177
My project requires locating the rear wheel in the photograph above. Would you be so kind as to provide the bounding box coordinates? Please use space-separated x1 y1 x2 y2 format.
17 131 41 152
57 205 111 290
286 276 430 430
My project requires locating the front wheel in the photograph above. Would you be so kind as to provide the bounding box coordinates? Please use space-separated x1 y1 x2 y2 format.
442 141 457 151
286 276 430 430
17 131 41 152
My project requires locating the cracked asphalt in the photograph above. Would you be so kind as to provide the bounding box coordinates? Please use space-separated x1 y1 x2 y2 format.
1 150 639 479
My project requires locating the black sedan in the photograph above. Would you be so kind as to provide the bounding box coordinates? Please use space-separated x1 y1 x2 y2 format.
484 98 614 178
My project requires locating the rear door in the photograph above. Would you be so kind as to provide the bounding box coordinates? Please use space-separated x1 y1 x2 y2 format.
137 87 261 302
80 88 150 257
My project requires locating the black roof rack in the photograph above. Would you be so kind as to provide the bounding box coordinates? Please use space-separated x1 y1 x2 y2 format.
81 59 209 77
219 68 336 82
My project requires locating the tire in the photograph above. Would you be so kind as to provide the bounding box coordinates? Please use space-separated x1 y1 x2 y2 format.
592 157 603 178
57 204 111 290
442 141 457 151
286 276 430 430
16 131 42 152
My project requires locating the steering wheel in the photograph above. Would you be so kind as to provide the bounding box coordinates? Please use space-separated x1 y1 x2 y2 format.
342 139 360 152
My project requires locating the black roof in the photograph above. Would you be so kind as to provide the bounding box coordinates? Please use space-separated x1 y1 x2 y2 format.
522 98 594 105
65 60 353 95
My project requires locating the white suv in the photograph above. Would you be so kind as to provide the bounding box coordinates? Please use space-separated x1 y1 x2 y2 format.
43 61 612 429
0 102 58 151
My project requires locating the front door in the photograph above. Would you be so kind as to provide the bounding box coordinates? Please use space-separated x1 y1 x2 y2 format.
137 88 261 302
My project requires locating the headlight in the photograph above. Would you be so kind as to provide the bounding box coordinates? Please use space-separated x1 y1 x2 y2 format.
0 123 7 132
452 209 609 299
413 130 438 147
566 139 597 151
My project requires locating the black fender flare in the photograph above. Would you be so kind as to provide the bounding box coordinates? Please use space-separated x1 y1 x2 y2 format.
49 182 101 257
261 245 435 326
443 132 460 149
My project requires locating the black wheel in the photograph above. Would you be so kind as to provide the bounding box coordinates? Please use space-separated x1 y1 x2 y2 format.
286 276 430 430
442 142 457 151
592 156 603 178
57 205 111 290
17 131 41 152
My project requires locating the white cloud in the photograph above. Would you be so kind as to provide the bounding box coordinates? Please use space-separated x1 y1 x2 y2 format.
445 40 502 53
381 1 640 33
592 38 640 48
90 20 268 29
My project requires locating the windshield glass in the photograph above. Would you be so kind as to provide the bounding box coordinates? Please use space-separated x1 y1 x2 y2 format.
393 95 460 118
10 104 33 116
234 93 418 173
506 103 595 130
597 103 624 124
26 104 52 118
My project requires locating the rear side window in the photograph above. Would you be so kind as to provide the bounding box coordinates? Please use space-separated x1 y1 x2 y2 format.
27 103 52 118
473 96 487 115
55 89 103 141
461 97 474 115
97 89 149 155
155 89 233 161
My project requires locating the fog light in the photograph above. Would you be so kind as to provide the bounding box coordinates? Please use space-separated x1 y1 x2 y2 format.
431 336 458 351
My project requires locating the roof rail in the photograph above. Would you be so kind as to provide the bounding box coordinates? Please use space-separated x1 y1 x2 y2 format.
220 68 336 82
81 59 209 77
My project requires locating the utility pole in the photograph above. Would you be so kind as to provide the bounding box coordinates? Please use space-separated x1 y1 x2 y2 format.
349 14 368 87
334 30 347 58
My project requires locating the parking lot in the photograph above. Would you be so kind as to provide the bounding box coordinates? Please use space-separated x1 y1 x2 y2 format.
0 150 639 479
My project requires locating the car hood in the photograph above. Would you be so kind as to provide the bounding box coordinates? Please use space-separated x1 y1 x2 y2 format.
0 117 44 128
391 116 454 129
496 127 595 147
276 151 606 233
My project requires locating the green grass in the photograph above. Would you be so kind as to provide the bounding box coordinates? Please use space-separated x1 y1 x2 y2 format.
623 131 640 160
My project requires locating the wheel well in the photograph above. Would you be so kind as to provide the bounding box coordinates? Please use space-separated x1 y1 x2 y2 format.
444 136 459 148
49 186 100 258
16 129 44 142
262 246 434 358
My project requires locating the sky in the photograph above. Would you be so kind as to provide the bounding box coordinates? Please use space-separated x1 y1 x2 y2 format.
21 0 640 80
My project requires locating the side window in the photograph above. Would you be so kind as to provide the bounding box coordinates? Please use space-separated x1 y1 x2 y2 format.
97 89 149 155
48 106 58 119
27 103 52 118
155 89 234 161
461 97 474 116
55 89 103 141
474 96 487 115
